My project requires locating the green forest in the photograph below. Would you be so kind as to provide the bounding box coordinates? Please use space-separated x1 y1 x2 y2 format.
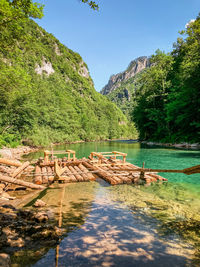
133 15 200 143
106 15 200 144
0 0 137 147
0 0 199 148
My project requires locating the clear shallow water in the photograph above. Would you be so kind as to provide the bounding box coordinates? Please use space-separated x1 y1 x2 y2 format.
30 181 194 267
18 141 200 266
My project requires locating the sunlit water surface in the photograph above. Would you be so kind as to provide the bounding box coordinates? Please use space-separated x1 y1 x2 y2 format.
18 141 200 266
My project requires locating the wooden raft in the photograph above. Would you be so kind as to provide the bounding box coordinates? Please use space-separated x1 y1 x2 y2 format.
31 150 168 185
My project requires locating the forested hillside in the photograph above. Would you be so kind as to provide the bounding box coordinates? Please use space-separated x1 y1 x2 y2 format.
102 15 200 144
101 57 150 117
133 16 200 143
0 1 137 147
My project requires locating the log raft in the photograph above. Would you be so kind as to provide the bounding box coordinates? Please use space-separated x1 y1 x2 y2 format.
29 150 171 185
2 150 199 188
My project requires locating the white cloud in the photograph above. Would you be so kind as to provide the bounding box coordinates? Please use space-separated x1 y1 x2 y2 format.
185 19 195 28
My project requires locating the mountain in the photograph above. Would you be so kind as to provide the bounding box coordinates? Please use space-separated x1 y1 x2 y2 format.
0 19 137 147
100 57 150 117
101 56 150 95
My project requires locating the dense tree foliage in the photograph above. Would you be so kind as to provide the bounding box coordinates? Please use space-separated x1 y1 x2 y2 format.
0 17 137 147
81 0 99 10
133 16 200 143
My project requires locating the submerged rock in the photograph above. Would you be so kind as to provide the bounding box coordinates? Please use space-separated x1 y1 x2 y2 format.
34 199 46 207
34 211 49 223
0 253 10 267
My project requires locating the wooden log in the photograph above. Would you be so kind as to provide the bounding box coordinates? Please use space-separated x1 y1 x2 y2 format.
112 166 132 184
64 166 77 182
34 165 42 185
47 166 52 176
0 158 22 167
44 150 50 164
95 166 118 185
42 167 48 184
82 161 116 185
68 166 83 182
78 163 96 181
100 166 123 184
62 157 67 166
148 173 168 181
74 166 89 181
12 161 30 178
0 174 45 189
47 166 54 183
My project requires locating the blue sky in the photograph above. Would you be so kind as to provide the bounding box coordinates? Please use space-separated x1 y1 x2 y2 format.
35 0 200 91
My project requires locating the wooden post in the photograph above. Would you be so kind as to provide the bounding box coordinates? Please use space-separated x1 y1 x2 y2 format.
66 150 76 161
123 156 126 163
73 152 76 161
67 152 70 161
44 150 50 164
140 162 145 180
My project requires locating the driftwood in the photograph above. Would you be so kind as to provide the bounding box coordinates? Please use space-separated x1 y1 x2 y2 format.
0 158 22 167
0 174 45 190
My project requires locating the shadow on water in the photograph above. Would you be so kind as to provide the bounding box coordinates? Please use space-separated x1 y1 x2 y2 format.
30 183 196 267
33 202 193 267
16 141 200 266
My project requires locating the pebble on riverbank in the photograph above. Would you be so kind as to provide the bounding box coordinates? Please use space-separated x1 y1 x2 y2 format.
0 204 65 252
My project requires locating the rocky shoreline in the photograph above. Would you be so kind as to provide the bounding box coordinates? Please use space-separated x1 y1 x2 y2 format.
0 203 65 267
141 141 200 149
0 146 39 161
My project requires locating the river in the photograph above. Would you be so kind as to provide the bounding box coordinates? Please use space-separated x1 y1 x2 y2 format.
16 141 200 266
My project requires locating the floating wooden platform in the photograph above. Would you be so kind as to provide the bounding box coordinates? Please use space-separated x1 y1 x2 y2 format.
32 150 168 185
1 150 200 190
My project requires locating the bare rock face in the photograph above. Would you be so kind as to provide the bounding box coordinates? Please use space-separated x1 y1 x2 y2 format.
78 61 89 78
101 56 150 95
35 58 55 76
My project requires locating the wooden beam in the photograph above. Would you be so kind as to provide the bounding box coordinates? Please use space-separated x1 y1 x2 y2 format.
0 174 45 190
112 151 127 156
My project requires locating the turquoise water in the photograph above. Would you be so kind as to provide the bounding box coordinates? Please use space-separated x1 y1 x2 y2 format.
24 140 200 211
14 141 200 266
25 140 200 185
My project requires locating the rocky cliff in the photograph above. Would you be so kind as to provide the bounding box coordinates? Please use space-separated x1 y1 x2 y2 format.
100 56 150 117
101 56 150 95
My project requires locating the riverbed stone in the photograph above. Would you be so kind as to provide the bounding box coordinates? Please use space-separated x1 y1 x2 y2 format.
34 199 46 207
0 253 11 267
34 211 49 223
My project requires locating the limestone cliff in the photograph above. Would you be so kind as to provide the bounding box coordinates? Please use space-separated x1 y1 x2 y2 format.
101 56 150 95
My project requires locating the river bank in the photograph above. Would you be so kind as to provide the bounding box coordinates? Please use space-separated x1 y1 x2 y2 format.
141 141 200 149
0 138 199 163
0 146 39 161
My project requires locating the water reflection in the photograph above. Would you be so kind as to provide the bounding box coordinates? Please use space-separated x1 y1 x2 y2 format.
16 141 200 266
32 182 194 267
